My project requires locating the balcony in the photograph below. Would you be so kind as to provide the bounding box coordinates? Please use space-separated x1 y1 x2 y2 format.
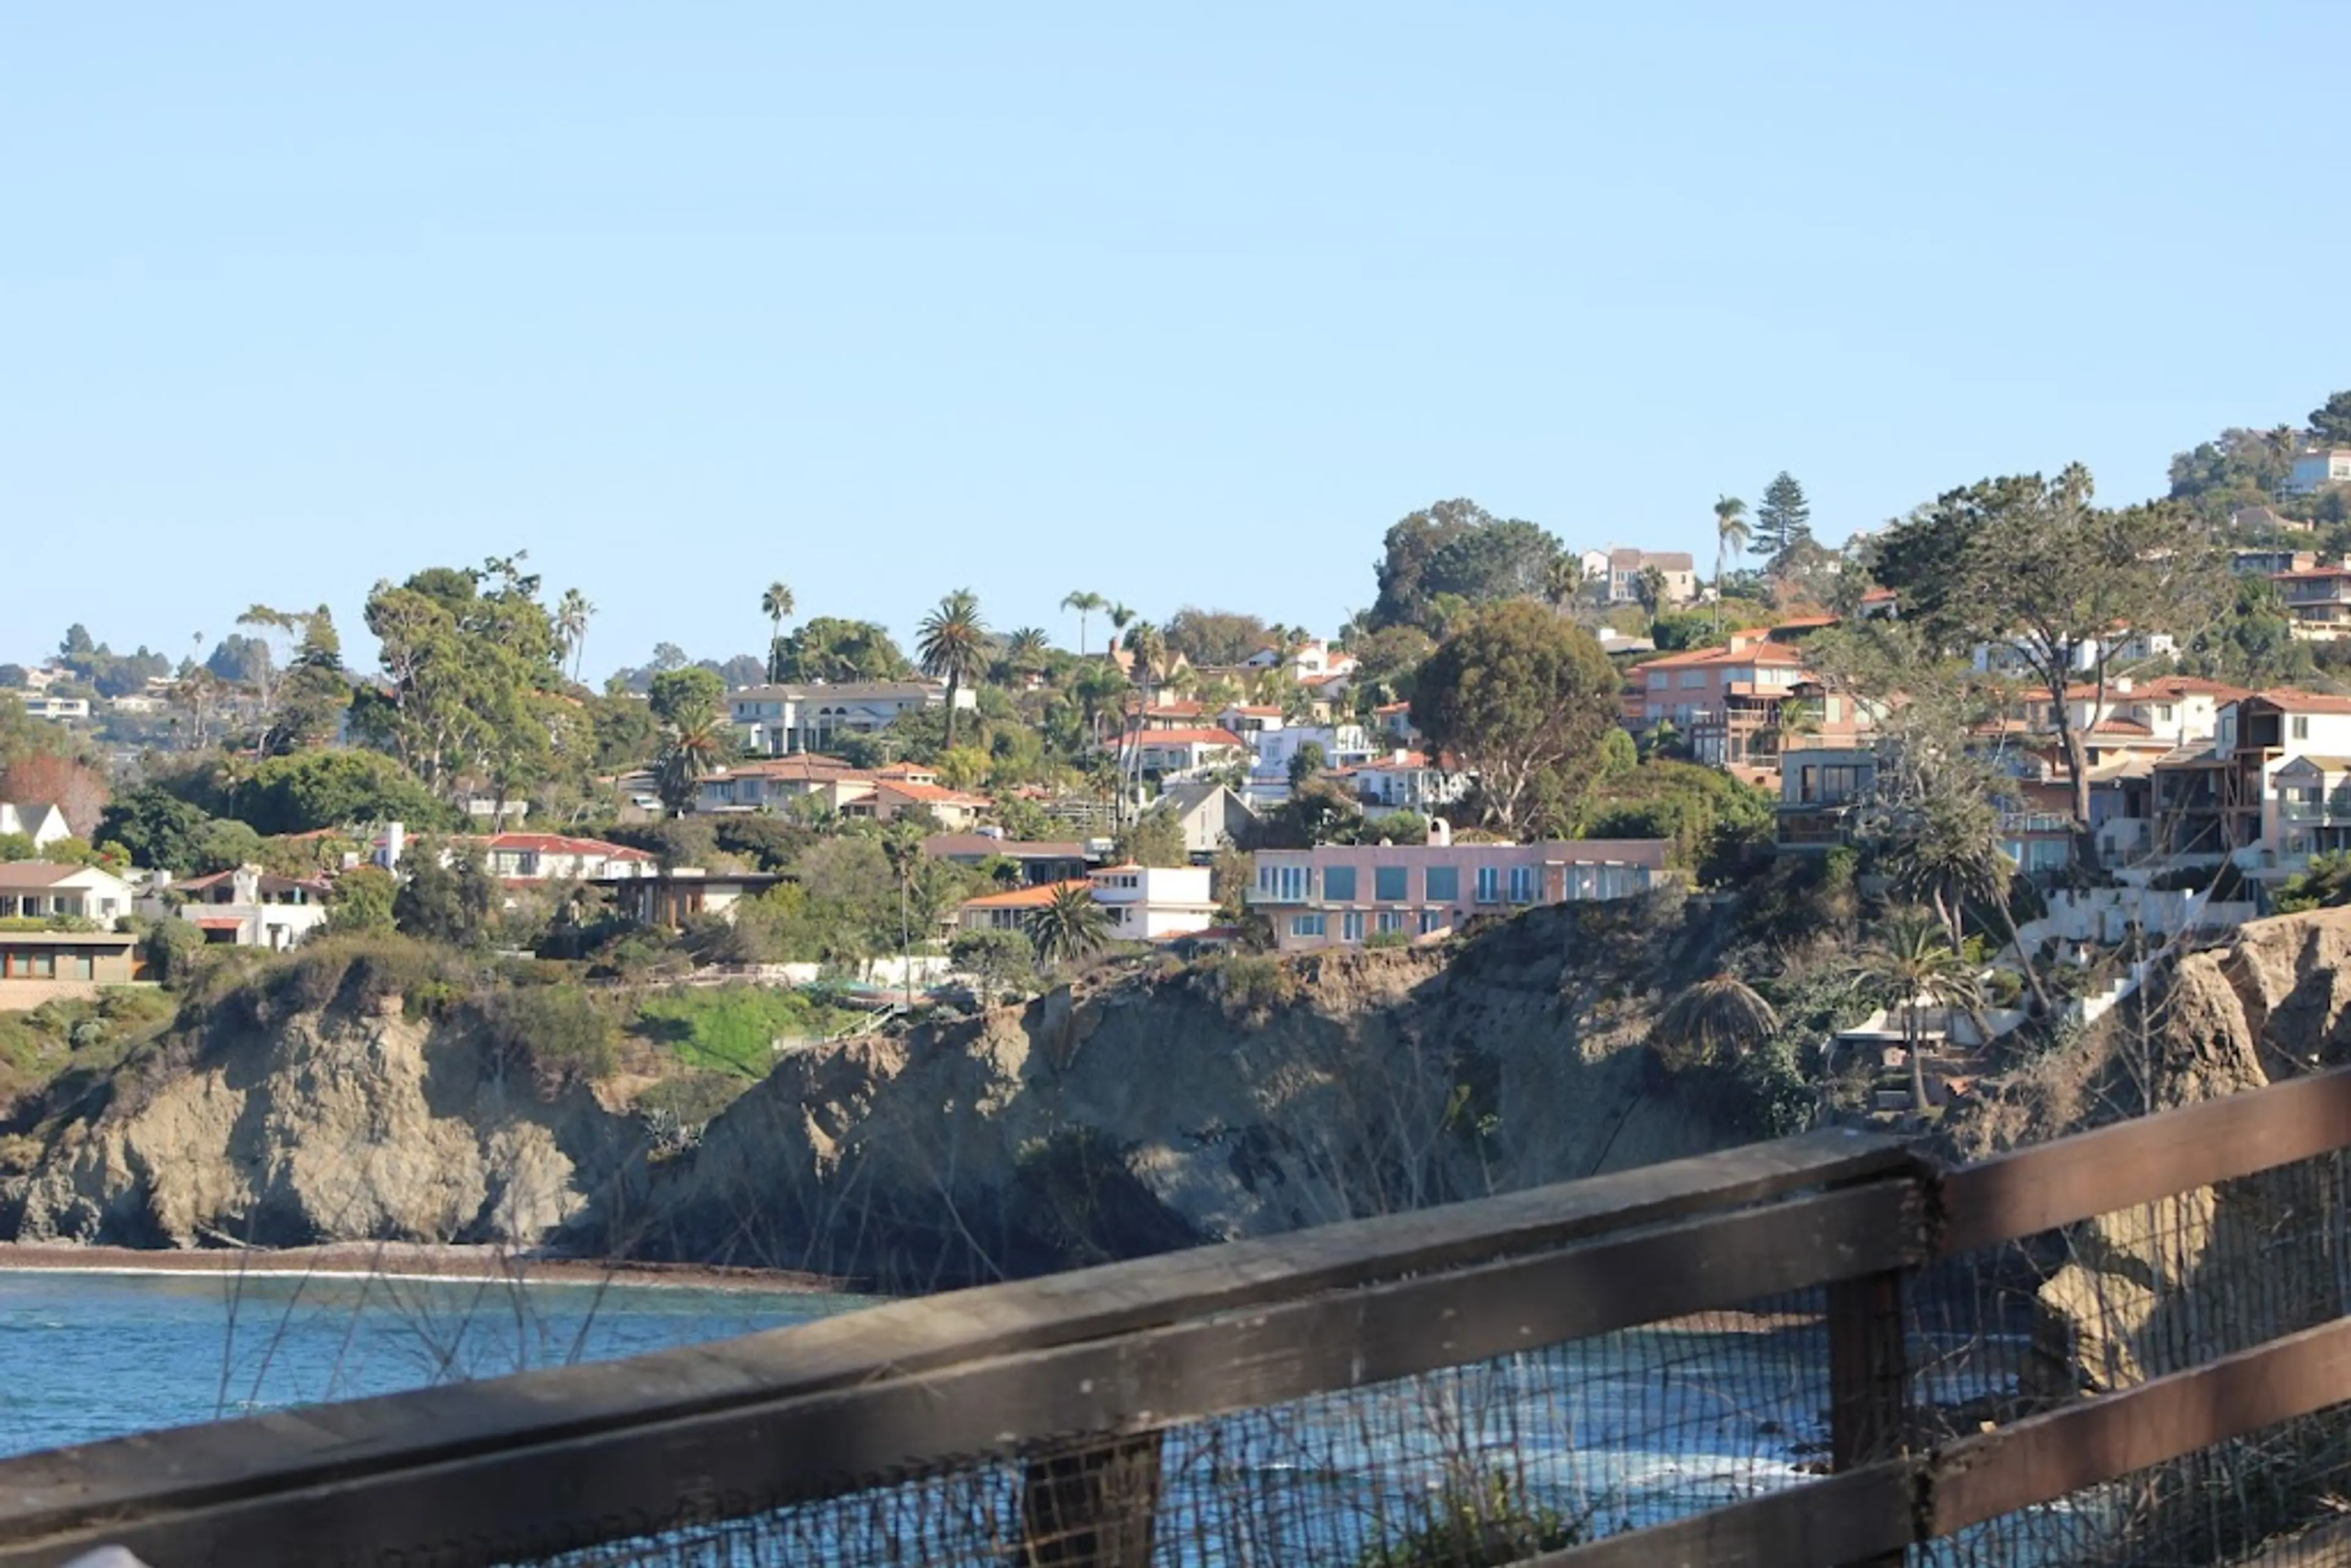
1997 811 2073 835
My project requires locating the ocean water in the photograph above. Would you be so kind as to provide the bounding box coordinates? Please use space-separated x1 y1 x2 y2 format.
0 1267 857 1458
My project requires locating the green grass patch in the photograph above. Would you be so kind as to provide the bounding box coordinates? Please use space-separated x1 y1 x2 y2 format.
631 985 855 1078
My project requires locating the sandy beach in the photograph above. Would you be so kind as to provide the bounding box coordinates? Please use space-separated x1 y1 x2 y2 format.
0 1240 845 1294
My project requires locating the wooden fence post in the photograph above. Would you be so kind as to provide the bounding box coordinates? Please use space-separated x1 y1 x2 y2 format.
1826 1264 1910 1568
1019 1431 1164 1567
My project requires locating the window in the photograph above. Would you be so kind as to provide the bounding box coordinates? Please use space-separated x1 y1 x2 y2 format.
1419 909 1444 934
1475 865 1501 904
72 951 94 981
1425 865 1460 902
1680 671 1707 689
2295 716 2312 741
2155 704 2175 724
1646 672 1669 691
1322 866 1357 902
1289 913 1325 939
1507 865 1537 904
1374 866 1408 902
1341 910 1364 942
1256 863 1310 901
1376 910 1406 934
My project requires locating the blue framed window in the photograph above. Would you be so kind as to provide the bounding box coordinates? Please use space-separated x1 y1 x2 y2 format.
1374 866 1408 902
1425 865 1459 902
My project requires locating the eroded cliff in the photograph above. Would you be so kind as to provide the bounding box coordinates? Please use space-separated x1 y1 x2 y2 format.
590 893 1748 1288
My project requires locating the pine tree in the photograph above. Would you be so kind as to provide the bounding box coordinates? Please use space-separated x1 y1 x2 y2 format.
1752 471 1813 562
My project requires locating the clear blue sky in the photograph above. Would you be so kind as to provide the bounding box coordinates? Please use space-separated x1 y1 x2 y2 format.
6 4 2346 680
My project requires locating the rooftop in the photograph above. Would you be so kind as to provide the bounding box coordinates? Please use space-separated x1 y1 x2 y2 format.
959 879 1093 911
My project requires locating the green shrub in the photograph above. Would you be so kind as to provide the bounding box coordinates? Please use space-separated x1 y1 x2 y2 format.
1363 929 1412 950
1206 953 1298 1021
483 985 618 1089
634 1070 751 1153
1357 1472 1583 1567
632 986 850 1078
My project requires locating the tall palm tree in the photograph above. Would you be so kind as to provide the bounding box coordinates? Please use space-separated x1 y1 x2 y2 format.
760 582 796 683
1060 591 1107 658
1712 497 1750 634
555 589 594 685
1029 882 1111 968
1108 602 1136 641
880 819 928 1007
1854 913 1985 1114
1119 621 1168 819
917 589 990 749
1652 973 1780 1069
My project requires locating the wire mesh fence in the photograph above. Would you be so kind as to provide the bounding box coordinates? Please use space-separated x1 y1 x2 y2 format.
511 1289 1837 1567
1910 1147 2351 1567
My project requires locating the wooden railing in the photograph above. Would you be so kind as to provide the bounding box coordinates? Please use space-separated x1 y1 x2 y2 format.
2 1070 2350 1567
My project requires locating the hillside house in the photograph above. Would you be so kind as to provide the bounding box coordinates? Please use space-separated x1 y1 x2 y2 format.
1153 781 1259 859
147 866 332 948
0 863 131 925
727 681 972 757
2273 568 2351 640
1116 727 1250 784
1579 548 1698 606
0 802 72 852
1249 838 1668 952
923 835 1095 886
0 930 139 1010
1345 751 1470 812
2150 690 2351 881
958 864 1215 941
479 833 658 882
2288 449 2351 495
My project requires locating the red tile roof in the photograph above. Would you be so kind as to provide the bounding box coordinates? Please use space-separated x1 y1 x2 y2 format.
2244 688 2351 715
1119 727 1247 748
960 879 1093 911
485 833 655 860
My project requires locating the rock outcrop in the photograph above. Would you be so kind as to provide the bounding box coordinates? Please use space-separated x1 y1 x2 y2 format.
589 894 1744 1288
0 998 629 1249
1952 907 2351 1433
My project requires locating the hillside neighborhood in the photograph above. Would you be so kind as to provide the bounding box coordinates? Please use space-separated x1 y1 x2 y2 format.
12 427 2351 1121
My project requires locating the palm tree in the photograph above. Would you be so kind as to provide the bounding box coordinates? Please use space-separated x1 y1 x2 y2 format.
1028 882 1111 968
1633 565 1670 620
655 706 729 817
880 819 928 1007
1713 497 1750 633
1652 973 1780 1070
1884 793 2052 1014
1108 602 1136 640
1003 626 1051 680
760 582 795 683
917 589 990 749
555 590 594 685
1854 913 1985 1114
1060 591 1108 658
1119 621 1168 821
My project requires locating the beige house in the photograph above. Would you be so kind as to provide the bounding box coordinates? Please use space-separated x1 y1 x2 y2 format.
1249 838 1668 951
0 863 132 924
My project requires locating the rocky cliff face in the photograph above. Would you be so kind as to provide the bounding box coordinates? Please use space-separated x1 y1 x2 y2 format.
588 893 1745 1289
0 893 1745 1271
0 993 634 1250
1949 907 2351 1437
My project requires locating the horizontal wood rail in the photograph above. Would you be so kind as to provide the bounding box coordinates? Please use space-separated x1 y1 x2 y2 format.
1935 1065 2351 1254
2 1067 2350 1566
0 1130 1911 1567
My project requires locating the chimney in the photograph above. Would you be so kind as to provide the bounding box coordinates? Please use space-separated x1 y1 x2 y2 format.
1428 817 1452 847
377 820 406 870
